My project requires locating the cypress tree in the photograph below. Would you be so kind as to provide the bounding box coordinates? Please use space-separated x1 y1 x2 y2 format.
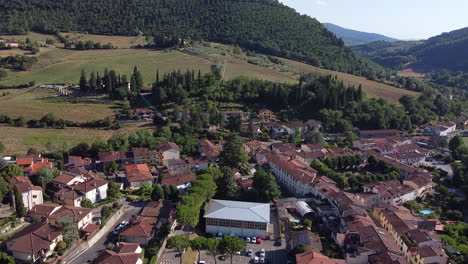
79 69 87 94
14 186 26 218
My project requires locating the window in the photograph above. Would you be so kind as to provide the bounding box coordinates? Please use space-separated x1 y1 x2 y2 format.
230 220 242 228
33 195 37 198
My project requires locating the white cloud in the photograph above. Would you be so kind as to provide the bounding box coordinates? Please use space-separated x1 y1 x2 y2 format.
316 0 328 7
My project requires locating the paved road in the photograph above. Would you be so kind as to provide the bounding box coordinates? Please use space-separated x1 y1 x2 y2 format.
69 201 146 264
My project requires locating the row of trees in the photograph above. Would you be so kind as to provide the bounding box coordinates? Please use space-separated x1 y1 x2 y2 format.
168 235 246 264
152 69 463 133
0 113 119 130
176 173 217 230
0 55 37 71
79 66 143 96
75 40 113 50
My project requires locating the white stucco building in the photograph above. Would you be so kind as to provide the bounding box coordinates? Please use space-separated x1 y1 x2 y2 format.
9 177 43 210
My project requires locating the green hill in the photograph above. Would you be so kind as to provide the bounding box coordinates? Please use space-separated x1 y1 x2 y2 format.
0 0 384 77
354 27 468 72
323 23 398 46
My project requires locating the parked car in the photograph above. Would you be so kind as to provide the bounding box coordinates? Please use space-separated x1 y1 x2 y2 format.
252 237 257 244
257 237 263 244
113 225 122 235
260 249 265 258
260 257 265 263
217 232 223 239
254 256 259 263
275 239 282 246
198 262 206 264
246 237 251 243
247 249 253 257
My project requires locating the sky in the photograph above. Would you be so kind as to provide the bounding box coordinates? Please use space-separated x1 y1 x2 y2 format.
279 0 467 40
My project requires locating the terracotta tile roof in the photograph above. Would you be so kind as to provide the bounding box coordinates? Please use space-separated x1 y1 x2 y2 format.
404 173 432 188
99 151 133 162
416 245 446 258
364 180 416 198
313 176 336 186
295 251 345 264
8 177 41 193
95 242 141 264
199 139 221 158
28 203 61 218
56 187 83 202
120 216 156 238
357 226 402 255
114 242 140 253
377 156 418 174
17 154 42 162
161 173 196 186
73 178 108 193
16 157 33 166
53 172 78 185
69 166 100 179
30 160 53 175
267 154 317 184
67 155 92 166
7 222 63 254
141 201 163 218
48 205 92 223
344 214 375 233
125 164 153 183
159 142 180 152
368 251 407 264
80 223 99 233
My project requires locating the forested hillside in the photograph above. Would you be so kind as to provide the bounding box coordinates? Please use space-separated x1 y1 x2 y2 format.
354 27 468 72
0 0 385 77
323 23 398 46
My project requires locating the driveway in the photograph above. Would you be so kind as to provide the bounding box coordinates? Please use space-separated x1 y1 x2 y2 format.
68 200 146 264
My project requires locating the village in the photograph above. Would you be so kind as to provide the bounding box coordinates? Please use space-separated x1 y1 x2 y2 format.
0 106 466 264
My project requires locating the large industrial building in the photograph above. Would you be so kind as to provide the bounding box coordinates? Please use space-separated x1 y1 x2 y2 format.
204 199 270 237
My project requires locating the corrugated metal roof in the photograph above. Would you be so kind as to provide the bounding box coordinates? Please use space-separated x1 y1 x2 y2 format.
204 199 270 223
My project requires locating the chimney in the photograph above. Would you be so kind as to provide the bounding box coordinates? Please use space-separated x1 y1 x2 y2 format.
47 235 51 240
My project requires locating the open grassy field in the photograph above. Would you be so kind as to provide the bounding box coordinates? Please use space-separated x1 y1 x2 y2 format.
0 32 58 44
280 58 421 103
0 48 214 86
59 33 147 48
223 57 296 83
0 87 117 121
0 123 153 155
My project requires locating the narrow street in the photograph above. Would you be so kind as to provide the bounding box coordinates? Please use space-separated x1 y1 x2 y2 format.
68 201 146 264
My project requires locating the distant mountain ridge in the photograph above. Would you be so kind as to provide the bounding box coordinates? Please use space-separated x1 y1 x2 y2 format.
353 26 468 72
323 23 399 46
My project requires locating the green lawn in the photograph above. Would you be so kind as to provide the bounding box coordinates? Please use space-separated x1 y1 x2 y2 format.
0 48 214 86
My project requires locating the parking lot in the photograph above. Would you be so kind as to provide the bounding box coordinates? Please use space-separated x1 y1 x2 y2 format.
199 238 287 264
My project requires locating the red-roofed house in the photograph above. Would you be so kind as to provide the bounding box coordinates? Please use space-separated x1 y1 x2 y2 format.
95 242 143 264
6 222 63 263
16 154 53 176
267 154 324 196
125 164 153 189
159 142 180 165
198 139 221 163
296 251 345 264
47 205 93 230
257 108 275 122
119 216 157 245
28 203 61 222
9 177 43 210
65 155 92 169
160 173 196 193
